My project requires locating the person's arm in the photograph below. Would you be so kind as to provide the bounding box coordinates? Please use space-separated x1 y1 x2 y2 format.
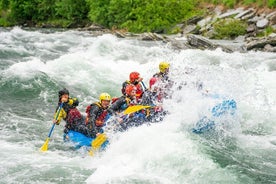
109 97 125 113
87 105 100 137
53 107 66 125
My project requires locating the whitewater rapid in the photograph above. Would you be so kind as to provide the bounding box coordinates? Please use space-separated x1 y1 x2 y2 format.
0 27 275 184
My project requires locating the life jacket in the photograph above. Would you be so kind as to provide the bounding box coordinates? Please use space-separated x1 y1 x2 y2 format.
111 97 119 104
66 108 82 125
122 80 144 100
85 102 109 127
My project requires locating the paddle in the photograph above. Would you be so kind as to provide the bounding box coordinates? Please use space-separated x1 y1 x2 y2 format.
141 81 147 91
123 105 152 115
40 103 63 152
88 133 107 156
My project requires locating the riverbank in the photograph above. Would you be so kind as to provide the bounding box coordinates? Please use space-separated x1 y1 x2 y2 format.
79 6 276 53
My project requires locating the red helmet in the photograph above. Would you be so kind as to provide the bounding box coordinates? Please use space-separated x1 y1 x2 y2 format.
125 84 137 95
129 72 140 82
149 77 158 89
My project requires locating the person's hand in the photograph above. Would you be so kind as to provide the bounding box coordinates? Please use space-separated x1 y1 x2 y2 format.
53 119 59 125
96 132 101 137
154 105 163 112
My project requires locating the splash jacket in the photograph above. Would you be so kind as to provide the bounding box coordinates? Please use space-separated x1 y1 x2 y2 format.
54 97 79 125
109 95 134 113
85 102 110 138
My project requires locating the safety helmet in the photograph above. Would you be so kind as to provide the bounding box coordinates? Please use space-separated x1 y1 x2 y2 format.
58 88 69 98
129 72 140 82
159 61 170 73
125 84 137 95
99 93 111 101
149 77 158 89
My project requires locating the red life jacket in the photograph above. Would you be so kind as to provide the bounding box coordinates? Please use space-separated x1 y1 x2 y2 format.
85 102 109 127
122 80 144 100
67 108 82 125
111 97 119 104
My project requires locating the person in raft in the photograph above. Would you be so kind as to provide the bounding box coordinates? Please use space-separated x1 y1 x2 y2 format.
53 88 87 135
85 93 112 138
121 71 145 100
109 84 147 130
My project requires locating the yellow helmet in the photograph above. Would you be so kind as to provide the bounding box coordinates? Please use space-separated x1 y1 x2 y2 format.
159 61 170 73
99 93 111 101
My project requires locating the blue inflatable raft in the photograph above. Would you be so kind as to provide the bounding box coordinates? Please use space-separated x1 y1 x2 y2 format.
64 130 109 150
192 99 237 134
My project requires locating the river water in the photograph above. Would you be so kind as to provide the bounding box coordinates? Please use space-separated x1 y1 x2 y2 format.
0 27 275 184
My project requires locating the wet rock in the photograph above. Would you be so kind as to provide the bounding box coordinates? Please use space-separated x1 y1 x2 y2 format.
140 32 167 42
246 36 276 50
264 44 276 52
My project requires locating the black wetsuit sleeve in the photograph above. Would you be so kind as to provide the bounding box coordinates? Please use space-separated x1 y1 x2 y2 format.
109 97 125 113
87 105 100 136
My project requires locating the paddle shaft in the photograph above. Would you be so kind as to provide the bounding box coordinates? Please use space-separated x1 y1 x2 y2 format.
48 103 63 137
141 81 147 90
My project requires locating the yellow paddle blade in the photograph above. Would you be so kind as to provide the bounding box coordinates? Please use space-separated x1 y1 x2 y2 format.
89 134 107 156
92 134 107 149
124 105 151 115
40 138 50 152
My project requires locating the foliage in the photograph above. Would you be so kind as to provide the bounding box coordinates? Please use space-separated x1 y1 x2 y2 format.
0 0 9 10
203 0 276 8
55 0 89 21
213 19 247 39
86 0 197 33
8 0 38 22
86 0 110 27
257 26 275 37
0 0 275 32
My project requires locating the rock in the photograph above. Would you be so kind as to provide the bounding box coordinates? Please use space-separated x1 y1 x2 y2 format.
248 16 262 23
186 16 204 24
168 38 193 50
140 32 167 42
264 44 276 52
241 12 256 20
234 8 255 19
187 34 216 49
182 24 197 35
187 34 235 52
218 8 244 19
266 12 276 19
256 18 269 29
246 36 276 50
268 13 276 25
247 24 257 33
114 31 126 38
197 16 212 28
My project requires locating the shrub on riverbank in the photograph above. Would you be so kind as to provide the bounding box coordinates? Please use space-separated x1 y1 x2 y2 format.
87 0 198 33
213 19 247 39
0 0 275 34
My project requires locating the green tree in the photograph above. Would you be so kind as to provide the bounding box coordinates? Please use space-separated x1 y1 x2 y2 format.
55 0 89 21
87 0 196 33
9 0 38 22
86 0 110 26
